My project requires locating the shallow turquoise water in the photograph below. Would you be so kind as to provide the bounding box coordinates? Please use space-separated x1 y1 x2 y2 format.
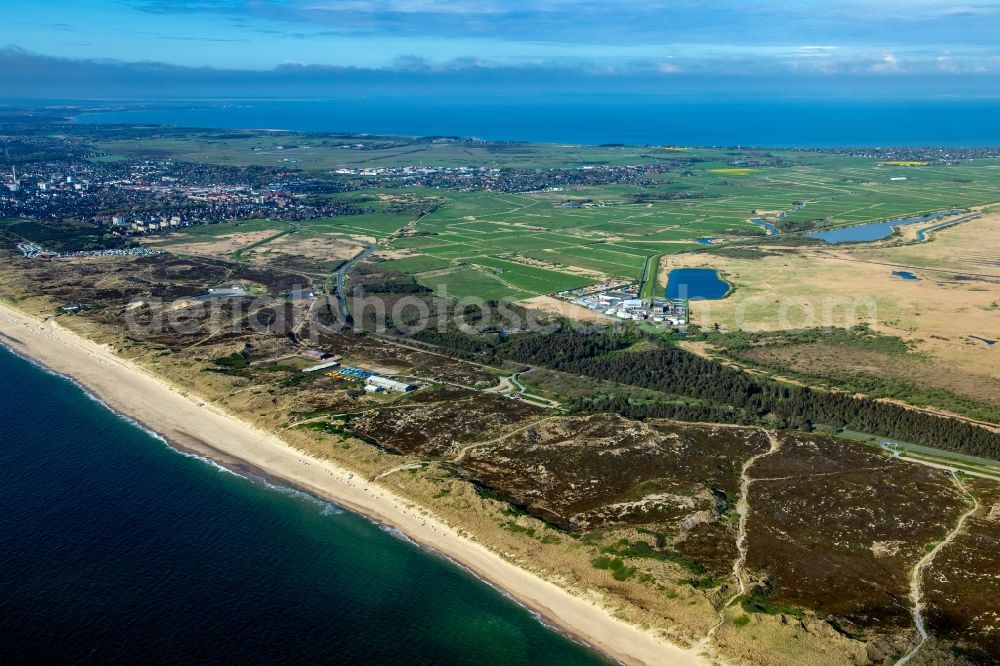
0 345 605 664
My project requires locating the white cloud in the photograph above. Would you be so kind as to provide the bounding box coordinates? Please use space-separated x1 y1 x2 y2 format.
870 52 901 73
937 56 959 72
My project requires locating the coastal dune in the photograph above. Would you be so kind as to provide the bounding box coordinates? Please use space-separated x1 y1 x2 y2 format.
0 302 704 666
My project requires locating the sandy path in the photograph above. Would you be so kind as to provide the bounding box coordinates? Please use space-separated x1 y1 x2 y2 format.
452 416 557 463
0 301 704 666
730 432 784 601
896 474 979 665
700 430 783 650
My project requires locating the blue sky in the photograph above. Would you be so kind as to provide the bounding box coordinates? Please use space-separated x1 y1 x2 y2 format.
2 1 999 97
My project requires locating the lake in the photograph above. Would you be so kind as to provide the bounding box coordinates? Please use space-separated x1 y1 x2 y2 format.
806 211 962 244
666 268 730 300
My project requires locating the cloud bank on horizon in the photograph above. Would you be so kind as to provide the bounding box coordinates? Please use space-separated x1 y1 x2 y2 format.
2 0 999 97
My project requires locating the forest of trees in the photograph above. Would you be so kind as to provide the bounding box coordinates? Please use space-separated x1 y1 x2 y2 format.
412 323 1000 459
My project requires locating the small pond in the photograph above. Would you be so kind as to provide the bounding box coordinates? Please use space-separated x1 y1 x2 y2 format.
892 271 920 280
665 268 730 300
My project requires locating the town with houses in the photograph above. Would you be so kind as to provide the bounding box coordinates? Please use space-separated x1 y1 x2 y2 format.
1 157 370 240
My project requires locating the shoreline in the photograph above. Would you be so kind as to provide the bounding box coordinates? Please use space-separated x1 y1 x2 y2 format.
0 301 705 666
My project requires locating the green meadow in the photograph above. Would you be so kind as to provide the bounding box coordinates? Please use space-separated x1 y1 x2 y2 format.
115 130 1000 300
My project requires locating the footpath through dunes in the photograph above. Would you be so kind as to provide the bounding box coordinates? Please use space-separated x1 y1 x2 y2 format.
0 302 705 666
920 478 1000 664
458 415 770 534
896 474 978 665
721 432 973 662
700 430 783 650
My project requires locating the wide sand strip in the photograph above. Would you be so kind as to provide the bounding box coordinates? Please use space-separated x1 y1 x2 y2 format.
0 301 704 666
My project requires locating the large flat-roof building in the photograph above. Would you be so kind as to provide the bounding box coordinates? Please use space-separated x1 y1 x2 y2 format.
366 376 415 393
303 361 340 374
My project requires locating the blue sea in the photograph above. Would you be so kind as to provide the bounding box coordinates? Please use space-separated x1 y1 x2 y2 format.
0 345 604 664
74 97 1000 147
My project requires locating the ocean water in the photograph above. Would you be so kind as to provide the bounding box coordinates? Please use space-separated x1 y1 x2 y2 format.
0 345 604 665
74 97 1000 147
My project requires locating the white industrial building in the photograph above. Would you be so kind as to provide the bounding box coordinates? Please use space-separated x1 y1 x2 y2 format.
302 361 340 374
366 376 415 393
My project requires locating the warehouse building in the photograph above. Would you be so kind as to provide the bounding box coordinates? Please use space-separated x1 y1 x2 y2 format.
302 361 340 374
366 376 415 393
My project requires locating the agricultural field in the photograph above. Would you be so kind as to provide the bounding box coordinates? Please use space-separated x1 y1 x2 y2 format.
378 190 750 297
242 232 364 272
354 156 1000 300
72 126 1000 305
301 212 413 240
429 266 533 301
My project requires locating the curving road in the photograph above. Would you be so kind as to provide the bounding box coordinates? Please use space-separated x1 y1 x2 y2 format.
334 244 376 321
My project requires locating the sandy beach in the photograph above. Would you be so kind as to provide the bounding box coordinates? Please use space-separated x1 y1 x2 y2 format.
0 301 704 666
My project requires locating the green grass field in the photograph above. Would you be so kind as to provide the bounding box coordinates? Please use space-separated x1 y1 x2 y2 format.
466 256 594 293
100 129 1000 301
429 267 531 301
368 158 1000 299
301 213 412 238
378 255 454 274
378 190 755 296
145 218 287 246
639 255 663 300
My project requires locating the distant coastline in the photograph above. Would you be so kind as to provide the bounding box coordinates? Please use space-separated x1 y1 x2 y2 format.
70 97 1000 147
